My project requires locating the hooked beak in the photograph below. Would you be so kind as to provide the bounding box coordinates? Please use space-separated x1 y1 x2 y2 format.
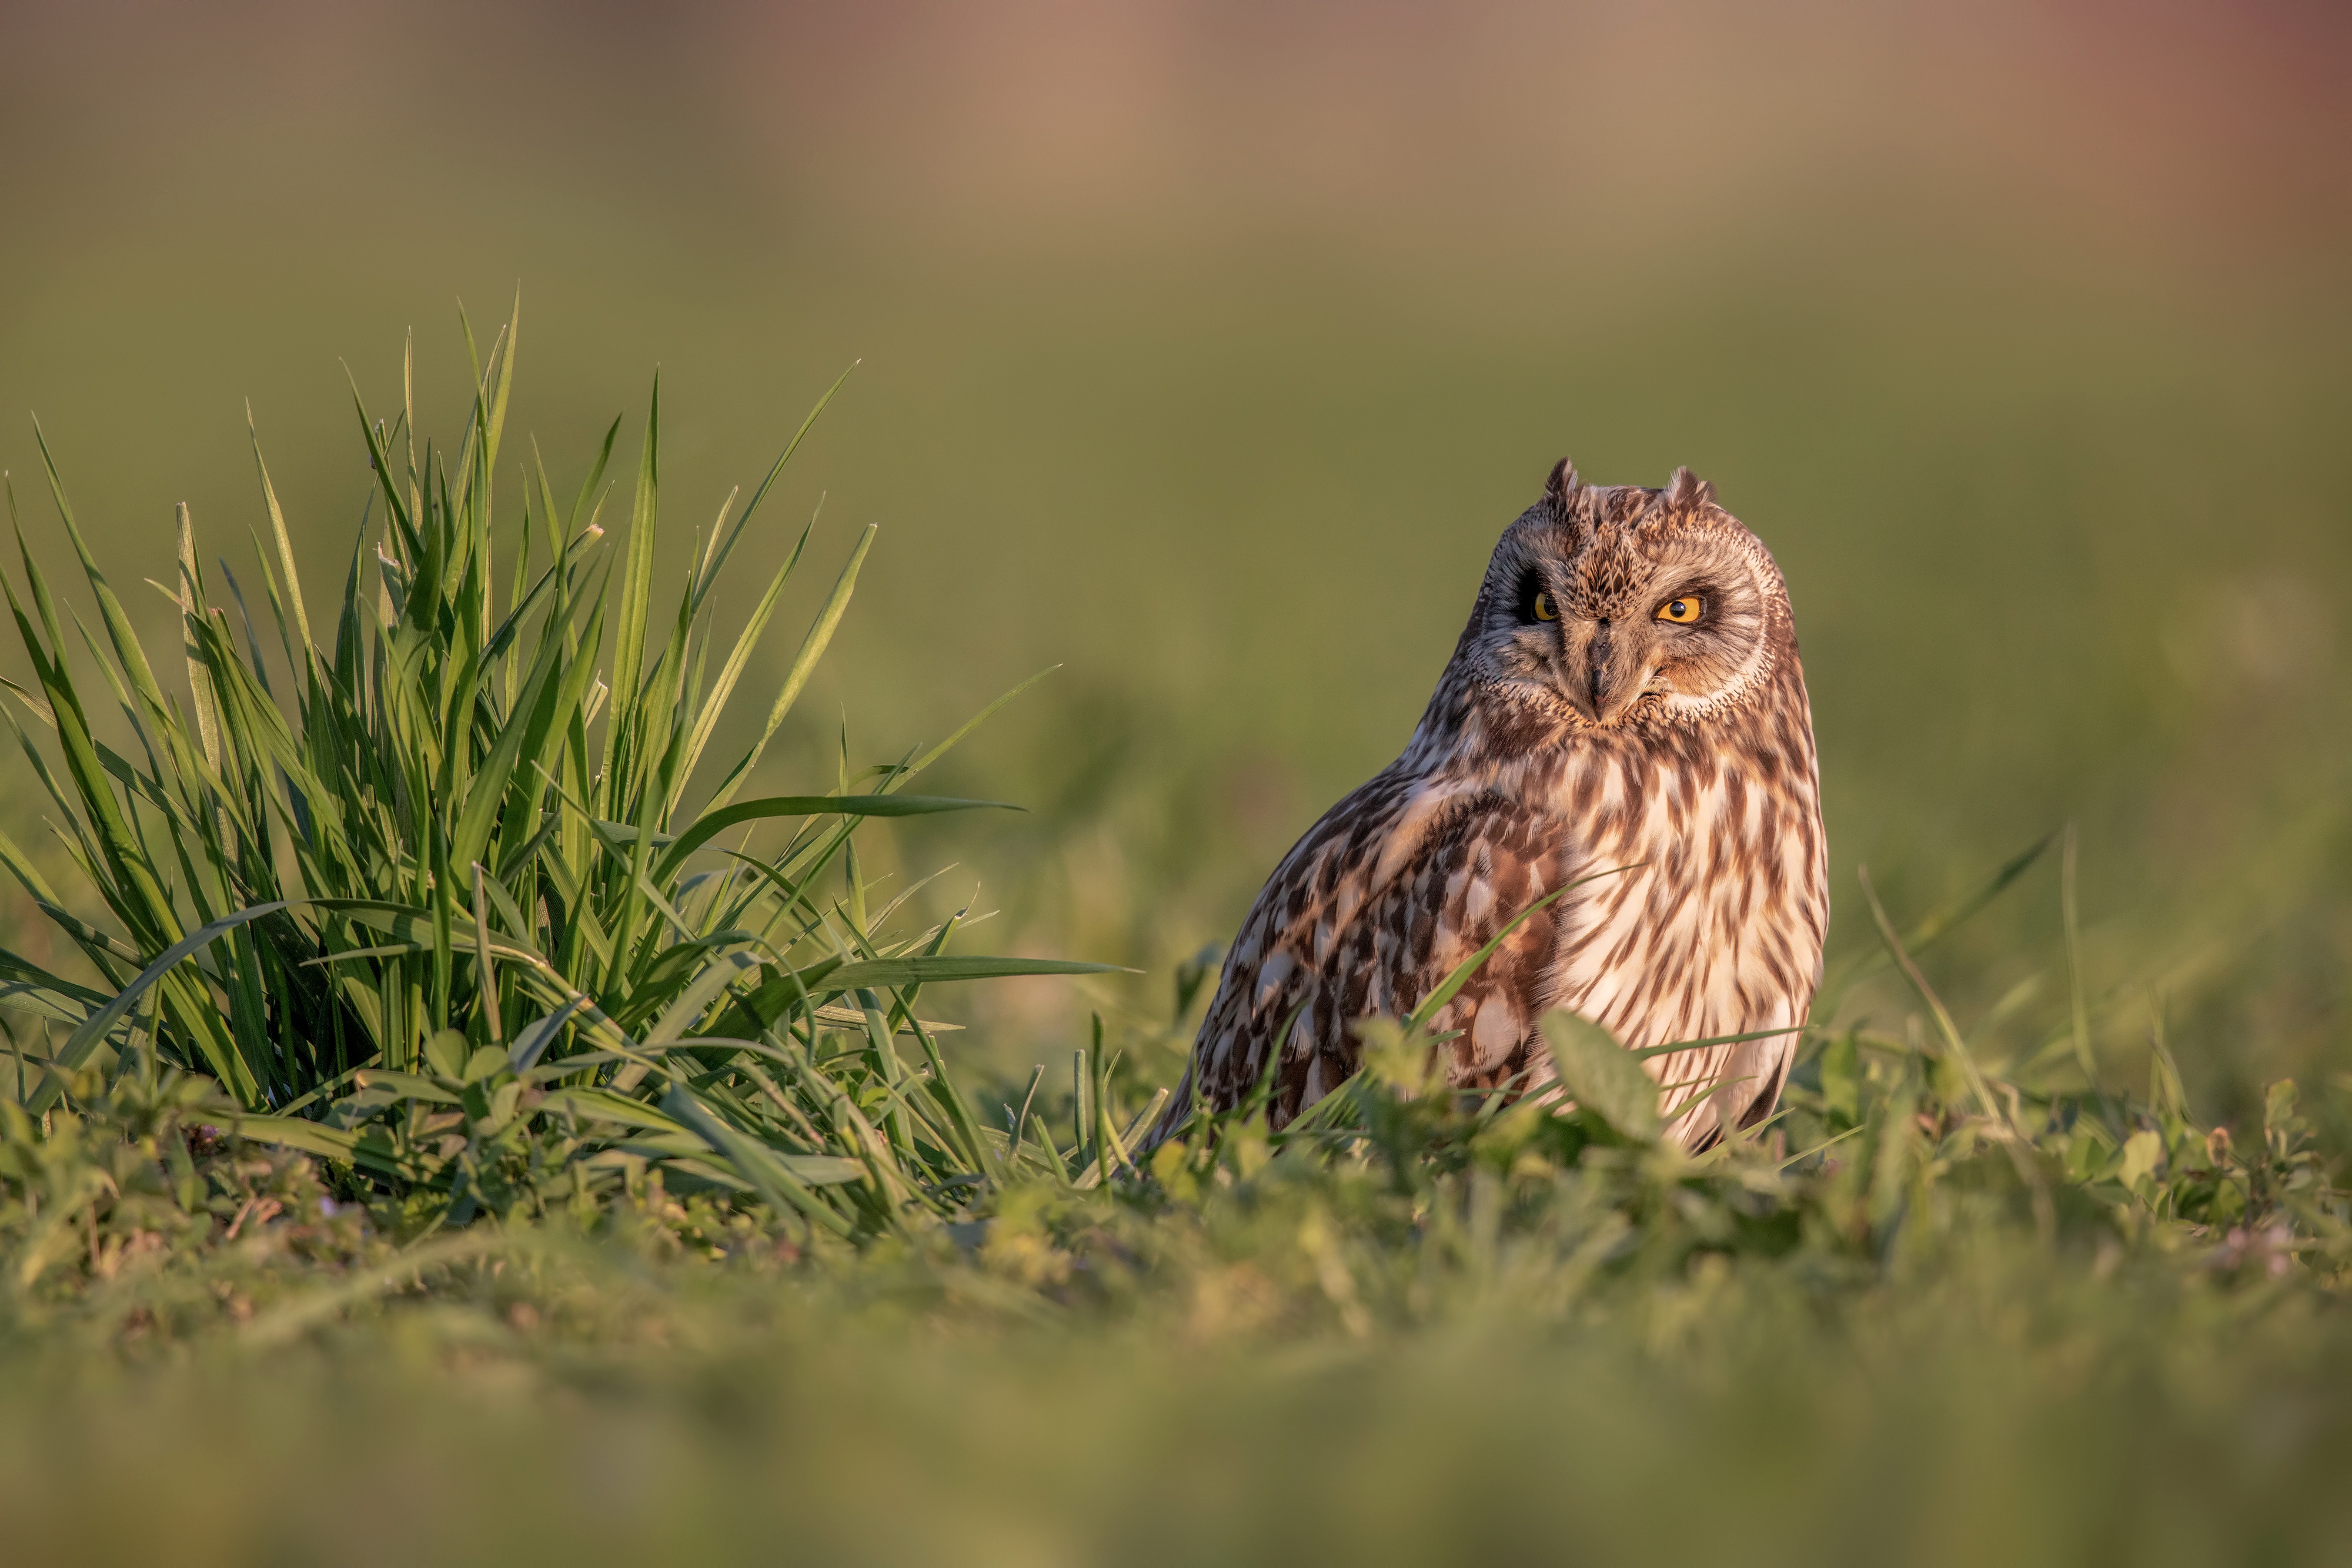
1558 618 1652 726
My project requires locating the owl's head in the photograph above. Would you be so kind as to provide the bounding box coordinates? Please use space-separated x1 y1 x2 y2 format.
1455 460 1796 730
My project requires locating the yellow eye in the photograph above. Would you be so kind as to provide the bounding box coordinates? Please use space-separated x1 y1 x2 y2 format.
1532 591 1558 622
1656 594 1703 624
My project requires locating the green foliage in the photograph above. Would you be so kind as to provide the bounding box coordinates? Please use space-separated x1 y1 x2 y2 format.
0 308 1118 1239
0 1055 367 1327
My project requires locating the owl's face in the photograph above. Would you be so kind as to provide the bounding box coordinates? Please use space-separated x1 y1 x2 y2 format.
1460 462 1791 730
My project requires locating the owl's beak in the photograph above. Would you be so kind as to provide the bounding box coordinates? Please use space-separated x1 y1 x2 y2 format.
1561 618 1650 726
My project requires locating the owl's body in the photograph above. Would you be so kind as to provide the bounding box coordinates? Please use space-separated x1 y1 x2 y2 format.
1153 463 1827 1149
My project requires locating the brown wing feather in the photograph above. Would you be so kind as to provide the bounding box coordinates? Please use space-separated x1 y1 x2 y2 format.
1151 761 1573 1141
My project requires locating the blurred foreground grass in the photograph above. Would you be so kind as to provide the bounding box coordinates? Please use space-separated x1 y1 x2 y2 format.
8 1255 2351 1567
3 966 2349 1568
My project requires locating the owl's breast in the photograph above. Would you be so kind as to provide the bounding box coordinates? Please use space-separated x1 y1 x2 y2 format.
1534 735 1828 1131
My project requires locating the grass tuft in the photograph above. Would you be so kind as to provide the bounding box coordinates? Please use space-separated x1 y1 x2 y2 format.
0 309 1115 1240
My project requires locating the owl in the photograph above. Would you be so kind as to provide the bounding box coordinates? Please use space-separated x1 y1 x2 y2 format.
1151 460 1828 1151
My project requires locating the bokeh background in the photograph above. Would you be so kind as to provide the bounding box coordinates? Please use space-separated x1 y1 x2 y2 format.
2 0 2347 1116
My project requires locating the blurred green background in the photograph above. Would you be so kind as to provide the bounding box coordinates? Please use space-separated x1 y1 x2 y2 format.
2 0 2346 1107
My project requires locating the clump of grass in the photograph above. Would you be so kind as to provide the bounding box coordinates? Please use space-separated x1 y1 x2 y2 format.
0 304 1121 1239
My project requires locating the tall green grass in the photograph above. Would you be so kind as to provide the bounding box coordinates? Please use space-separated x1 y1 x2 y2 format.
0 306 1128 1238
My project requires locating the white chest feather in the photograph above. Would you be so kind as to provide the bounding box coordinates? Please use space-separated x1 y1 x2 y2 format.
1536 747 1826 1122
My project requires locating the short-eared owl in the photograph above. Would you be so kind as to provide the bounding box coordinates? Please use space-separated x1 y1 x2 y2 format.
1153 461 1828 1149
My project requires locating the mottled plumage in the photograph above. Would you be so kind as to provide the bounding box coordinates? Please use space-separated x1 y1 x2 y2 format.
1152 460 1828 1149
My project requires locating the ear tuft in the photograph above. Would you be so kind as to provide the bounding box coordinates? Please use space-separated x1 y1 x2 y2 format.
1544 456 1582 506
1663 466 1716 510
